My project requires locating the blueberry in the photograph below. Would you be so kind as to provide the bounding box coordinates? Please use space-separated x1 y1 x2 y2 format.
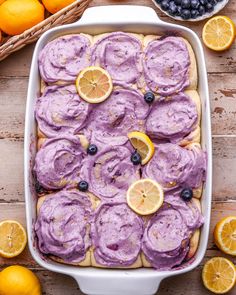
87 144 98 155
181 9 191 19
190 0 199 9
168 2 178 15
205 3 214 12
180 188 193 201
131 152 142 165
161 0 169 10
35 181 45 195
200 0 207 6
198 5 205 15
191 9 198 18
176 5 182 16
78 180 89 192
155 0 162 3
181 0 190 8
144 91 155 104
174 0 182 4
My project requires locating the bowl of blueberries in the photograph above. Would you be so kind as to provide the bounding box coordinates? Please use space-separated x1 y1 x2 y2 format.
152 0 229 21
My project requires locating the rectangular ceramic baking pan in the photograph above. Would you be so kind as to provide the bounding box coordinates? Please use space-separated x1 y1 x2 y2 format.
24 5 212 295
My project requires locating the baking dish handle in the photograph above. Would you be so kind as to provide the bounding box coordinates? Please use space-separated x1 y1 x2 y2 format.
78 5 162 25
73 274 164 295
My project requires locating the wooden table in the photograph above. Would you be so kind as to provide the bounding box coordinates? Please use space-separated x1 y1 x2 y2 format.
0 0 236 294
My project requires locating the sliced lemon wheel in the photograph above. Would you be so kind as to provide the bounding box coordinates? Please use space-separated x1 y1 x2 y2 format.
128 131 155 165
127 179 164 215
202 257 236 294
76 66 113 103
0 220 27 258
202 16 236 51
214 216 236 256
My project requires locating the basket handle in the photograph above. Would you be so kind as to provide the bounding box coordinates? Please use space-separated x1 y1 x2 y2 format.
78 5 161 25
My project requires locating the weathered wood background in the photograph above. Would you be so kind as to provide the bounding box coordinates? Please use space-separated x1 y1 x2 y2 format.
0 0 236 294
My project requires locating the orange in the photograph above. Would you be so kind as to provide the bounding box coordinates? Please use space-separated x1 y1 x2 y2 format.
0 0 45 36
0 265 41 295
0 220 27 258
202 257 236 294
127 179 164 215
76 66 113 104
202 16 236 51
42 0 76 14
214 216 236 256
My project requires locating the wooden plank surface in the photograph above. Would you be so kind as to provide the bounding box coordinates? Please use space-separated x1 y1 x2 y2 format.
0 0 236 294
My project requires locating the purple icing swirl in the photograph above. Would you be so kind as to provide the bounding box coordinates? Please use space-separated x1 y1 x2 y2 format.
91 32 142 85
35 189 91 263
143 37 190 96
92 202 143 267
34 136 85 190
39 34 91 83
35 85 90 137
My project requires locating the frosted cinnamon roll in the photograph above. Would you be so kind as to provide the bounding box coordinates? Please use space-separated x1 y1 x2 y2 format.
91 32 143 86
143 36 197 96
80 145 140 199
34 136 86 190
35 189 91 265
91 202 143 268
35 85 90 138
142 190 203 270
39 34 91 83
143 143 206 196
146 91 200 144
85 86 149 146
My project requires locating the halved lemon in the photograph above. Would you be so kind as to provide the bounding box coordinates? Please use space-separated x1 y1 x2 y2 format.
128 131 155 165
127 179 164 215
202 16 236 51
214 216 236 256
202 257 236 294
76 66 113 103
0 220 27 258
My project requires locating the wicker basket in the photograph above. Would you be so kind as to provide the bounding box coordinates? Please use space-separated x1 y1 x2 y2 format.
0 0 91 61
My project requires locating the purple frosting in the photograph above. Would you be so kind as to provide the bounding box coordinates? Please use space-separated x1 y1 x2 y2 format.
146 92 198 143
80 145 140 199
143 143 206 191
35 189 91 263
91 32 142 85
85 86 149 146
34 136 86 190
39 34 91 83
143 36 190 96
92 202 143 267
35 85 90 137
142 191 203 270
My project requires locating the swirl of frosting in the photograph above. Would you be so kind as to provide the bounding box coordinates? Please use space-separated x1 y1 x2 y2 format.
35 85 90 137
34 136 85 190
91 32 142 85
143 37 190 96
143 143 206 191
39 34 91 83
35 189 91 263
85 87 149 146
92 202 143 267
80 145 140 199
146 92 198 143
142 191 203 270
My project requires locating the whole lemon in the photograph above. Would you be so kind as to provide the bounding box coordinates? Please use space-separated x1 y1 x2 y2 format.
42 0 76 14
0 0 6 5
0 265 41 295
0 0 44 36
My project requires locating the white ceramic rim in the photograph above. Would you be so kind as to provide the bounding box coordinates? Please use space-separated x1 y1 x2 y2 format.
151 0 230 22
24 5 212 295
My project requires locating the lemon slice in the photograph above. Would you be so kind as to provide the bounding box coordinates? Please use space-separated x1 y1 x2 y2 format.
76 66 113 103
214 216 236 256
202 257 236 294
127 179 164 215
128 131 155 165
202 16 236 51
0 220 27 258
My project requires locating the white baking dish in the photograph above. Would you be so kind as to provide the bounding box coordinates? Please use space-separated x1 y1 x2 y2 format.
24 5 212 295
